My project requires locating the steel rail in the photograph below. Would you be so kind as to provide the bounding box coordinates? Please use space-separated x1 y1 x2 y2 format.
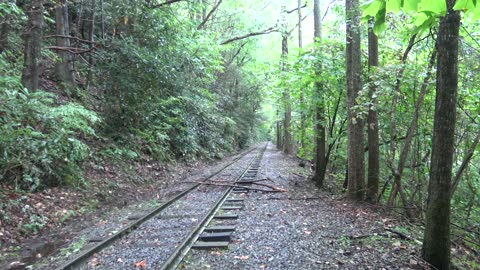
158 142 268 270
58 146 260 270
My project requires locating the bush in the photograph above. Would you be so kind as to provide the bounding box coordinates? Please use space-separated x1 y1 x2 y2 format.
0 74 100 190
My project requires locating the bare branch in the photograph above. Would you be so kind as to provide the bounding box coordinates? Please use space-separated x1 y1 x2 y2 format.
286 1 308 13
151 0 184 8
197 0 223 30
220 27 278 45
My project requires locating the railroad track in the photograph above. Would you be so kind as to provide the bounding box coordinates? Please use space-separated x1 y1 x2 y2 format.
59 142 268 270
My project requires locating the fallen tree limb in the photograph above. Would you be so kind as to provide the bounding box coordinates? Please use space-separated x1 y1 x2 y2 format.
384 228 413 241
236 179 271 184
248 182 288 192
184 181 287 193
267 196 325 201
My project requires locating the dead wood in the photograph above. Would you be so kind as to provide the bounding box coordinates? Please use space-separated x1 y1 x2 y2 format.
384 228 413 241
183 181 287 193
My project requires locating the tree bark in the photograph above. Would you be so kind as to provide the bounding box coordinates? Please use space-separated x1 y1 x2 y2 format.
345 0 364 200
311 0 327 187
298 0 306 163
86 0 95 90
21 0 44 91
366 17 379 203
55 0 75 84
422 1 460 268
281 32 293 155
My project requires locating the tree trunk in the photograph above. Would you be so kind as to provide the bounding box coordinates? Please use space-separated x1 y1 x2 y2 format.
0 0 13 53
86 0 96 90
311 0 327 187
345 0 364 200
21 0 44 91
281 33 293 155
276 110 283 149
55 0 75 84
365 17 379 203
422 1 460 268
387 49 436 218
298 0 306 162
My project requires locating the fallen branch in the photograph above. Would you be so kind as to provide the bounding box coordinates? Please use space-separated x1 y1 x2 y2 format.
249 182 288 192
384 228 413 241
185 181 286 193
267 196 325 201
236 179 271 184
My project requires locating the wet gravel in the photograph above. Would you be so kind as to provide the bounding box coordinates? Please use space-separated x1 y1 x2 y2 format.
181 143 417 270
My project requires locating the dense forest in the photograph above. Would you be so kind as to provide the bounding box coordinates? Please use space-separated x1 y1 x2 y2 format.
0 0 479 269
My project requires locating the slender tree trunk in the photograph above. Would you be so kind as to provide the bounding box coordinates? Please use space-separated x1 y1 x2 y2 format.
311 0 327 187
276 110 283 149
386 34 417 206
387 50 436 218
100 0 105 39
281 33 293 155
422 1 460 268
345 0 364 200
298 0 306 162
55 0 75 84
21 0 44 91
450 133 480 197
86 0 96 90
366 17 379 203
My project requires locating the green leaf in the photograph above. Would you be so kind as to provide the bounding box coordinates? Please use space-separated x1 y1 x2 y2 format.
386 0 401 13
362 0 386 18
453 0 476 11
374 8 387 34
403 0 422 11
418 0 446 15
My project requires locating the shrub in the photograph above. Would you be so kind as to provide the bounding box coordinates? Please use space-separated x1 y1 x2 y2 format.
0 70 100 190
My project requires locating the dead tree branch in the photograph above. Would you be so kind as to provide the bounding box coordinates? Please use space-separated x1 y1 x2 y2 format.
151 0 184 8
197 0 223 30
220 27 278 45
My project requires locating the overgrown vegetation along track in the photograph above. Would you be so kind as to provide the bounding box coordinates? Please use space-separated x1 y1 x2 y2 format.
59 143 267 270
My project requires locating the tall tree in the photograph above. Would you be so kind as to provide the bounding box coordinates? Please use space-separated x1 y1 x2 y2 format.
21 0 44 91
54 0 75 84
422 0 460 268
298 0 307 163
311 0 327 187
345 0 364 200
365 17 379 203
281 7 293 155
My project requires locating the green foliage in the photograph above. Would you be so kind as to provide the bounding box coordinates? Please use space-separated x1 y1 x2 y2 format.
362 0 480 34
0 58 99 190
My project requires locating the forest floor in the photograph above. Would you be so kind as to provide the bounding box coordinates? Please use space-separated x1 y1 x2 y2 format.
1 143 473 270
